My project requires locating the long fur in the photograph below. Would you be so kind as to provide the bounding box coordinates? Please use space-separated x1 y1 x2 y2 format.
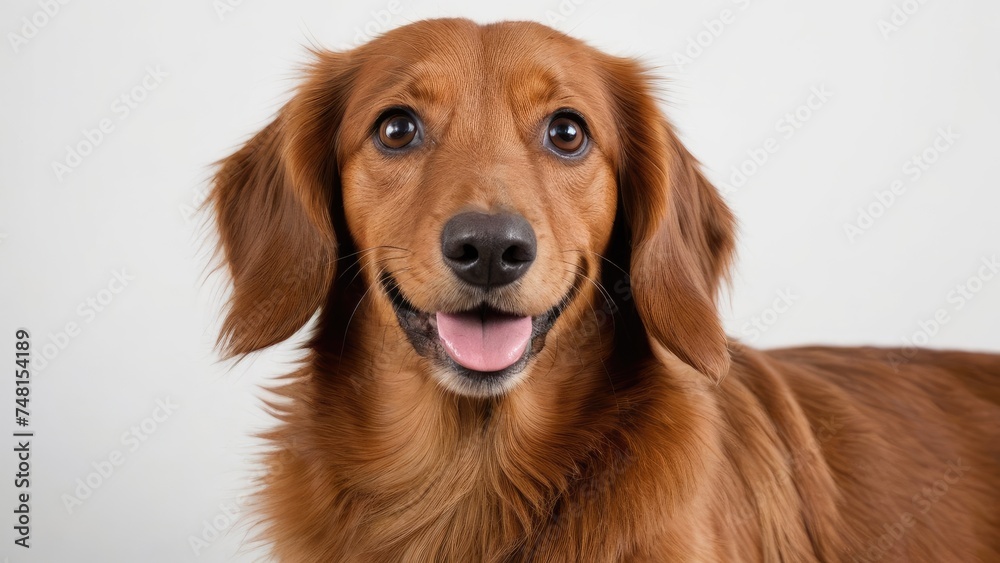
210 19 1000 562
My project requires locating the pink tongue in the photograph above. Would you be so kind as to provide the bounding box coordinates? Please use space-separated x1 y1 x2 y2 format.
436 311 532 372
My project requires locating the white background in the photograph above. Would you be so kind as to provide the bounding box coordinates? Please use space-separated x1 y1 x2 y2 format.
1 0 998 561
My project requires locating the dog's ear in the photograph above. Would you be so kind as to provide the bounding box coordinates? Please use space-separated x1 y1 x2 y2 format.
211 52 355 357
602 57 736 382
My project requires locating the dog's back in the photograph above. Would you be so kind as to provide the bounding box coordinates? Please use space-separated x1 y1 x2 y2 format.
724 345 1000 562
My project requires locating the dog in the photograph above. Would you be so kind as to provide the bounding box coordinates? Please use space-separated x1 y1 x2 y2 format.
210 18 1000 562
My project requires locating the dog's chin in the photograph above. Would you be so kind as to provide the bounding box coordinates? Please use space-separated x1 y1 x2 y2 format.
429 359 533 399
380 275 576 398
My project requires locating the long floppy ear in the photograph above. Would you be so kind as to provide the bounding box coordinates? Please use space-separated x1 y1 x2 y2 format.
211 52 355 357
603 57 736 382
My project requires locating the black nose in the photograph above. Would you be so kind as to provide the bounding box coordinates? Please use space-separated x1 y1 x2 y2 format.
440 212 537 288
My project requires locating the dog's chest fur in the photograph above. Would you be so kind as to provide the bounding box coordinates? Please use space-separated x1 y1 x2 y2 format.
258 364 687 561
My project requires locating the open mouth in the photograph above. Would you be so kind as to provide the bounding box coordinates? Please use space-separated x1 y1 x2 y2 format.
380 274 579 387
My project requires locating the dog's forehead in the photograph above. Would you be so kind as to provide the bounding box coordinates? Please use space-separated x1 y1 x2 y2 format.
352 20 608 113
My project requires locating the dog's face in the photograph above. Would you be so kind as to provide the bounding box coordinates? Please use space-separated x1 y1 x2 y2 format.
212 19 736 397
336 22 619 395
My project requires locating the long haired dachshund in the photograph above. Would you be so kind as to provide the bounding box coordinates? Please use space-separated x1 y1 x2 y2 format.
210 18 1000 562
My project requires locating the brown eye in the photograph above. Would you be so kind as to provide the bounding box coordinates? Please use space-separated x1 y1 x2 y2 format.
377 111 419 150
547 113 587 155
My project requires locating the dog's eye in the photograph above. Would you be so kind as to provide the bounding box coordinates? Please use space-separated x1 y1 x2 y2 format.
376 111 419 150
546 112 587 156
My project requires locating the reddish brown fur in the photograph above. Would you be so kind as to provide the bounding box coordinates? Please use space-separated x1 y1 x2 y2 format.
210 19 1000 562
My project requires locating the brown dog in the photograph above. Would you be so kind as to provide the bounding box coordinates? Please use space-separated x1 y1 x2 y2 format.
210 18 1000 562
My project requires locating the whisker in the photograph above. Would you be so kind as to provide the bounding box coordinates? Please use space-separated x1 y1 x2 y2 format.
342 254 406 289
570 270 615 344
340 264 391 357
558 260 617 325
337 245 411 262
336 246 411 282
559 265 621 415
562 248 628 278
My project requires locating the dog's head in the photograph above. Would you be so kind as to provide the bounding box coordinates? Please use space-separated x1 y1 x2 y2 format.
212 19 735 397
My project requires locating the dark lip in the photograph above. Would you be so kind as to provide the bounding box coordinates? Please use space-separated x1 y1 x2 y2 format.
379 272 581 383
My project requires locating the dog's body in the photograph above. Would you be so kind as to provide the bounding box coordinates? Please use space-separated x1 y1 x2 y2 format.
260 335 1000 562
211 19 1000 562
